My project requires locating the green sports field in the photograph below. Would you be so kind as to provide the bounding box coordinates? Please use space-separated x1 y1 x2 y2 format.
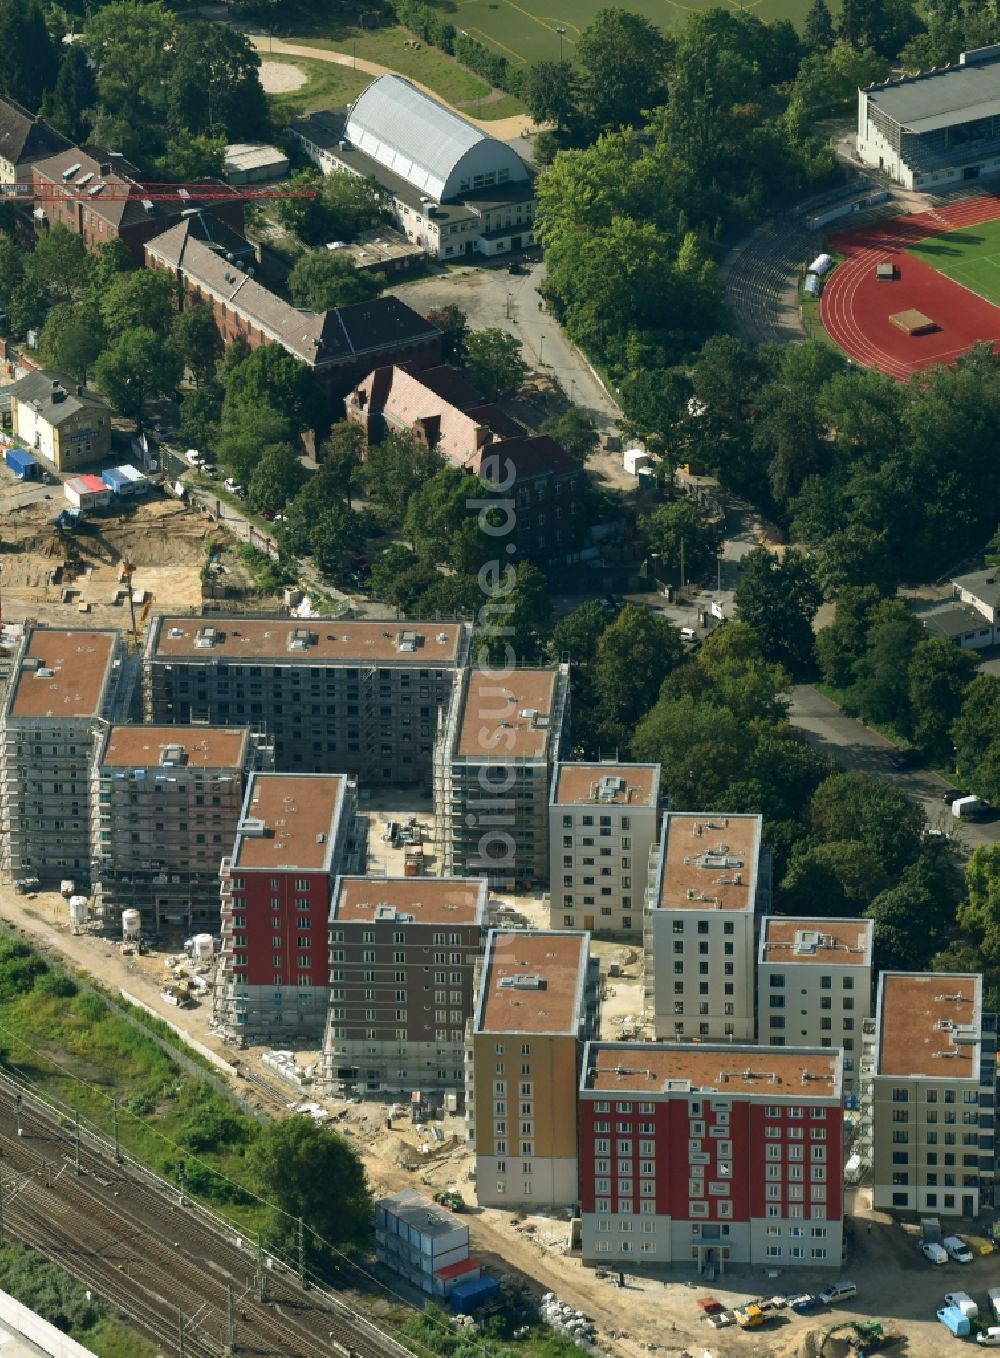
908 218 1000 309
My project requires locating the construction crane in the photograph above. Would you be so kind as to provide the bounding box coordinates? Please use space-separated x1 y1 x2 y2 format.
118 558 154 648
1 181 318 202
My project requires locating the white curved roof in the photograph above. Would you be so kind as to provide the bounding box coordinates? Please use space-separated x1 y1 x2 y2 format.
345 74 527 202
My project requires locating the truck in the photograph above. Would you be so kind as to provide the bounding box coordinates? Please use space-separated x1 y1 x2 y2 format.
735 1305 765 1329
989 1287 1000 1324
938 1306 971 1337
952 795 984 819
944 1292 978 1320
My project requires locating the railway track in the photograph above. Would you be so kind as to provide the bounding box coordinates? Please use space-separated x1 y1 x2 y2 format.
0 1073 415 1358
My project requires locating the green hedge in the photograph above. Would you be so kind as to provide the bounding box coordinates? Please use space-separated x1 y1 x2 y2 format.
386 0 525 97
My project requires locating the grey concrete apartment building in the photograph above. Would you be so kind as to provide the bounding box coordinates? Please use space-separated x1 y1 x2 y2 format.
0 627 134 885
645 813 765 1042
143 616 472 783
323 875 488 1093
862 971 997 1218
549 762 660 939
757 917 873 1096
434 666 570 890
91 725 272 935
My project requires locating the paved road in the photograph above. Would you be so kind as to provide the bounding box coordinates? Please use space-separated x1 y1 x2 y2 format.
789 684 999 851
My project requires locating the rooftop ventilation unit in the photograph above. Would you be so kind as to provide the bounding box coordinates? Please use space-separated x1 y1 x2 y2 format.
194 626 220 648
159 744 186 766
499 973 544 990
287 628 315 651
239 816 267 837
61 163 82 180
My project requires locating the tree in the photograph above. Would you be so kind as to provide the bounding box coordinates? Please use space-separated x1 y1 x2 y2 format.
83 0 175 126
473 561 552 663
247 1115 371 1255
276 171 388 248
247 445 307 518
957 845 1000 967
43 44 98 143
632 692 754 808
954 675 1000 803
28 224 88 304
804 0 835 48
318 422 365 507
0 0 58 112
908 638 977 761
426 305 468 364
369 543 420 604
539 407 599 464
734 546 821 673
288 252 383 311
575 7 671 133
642 499 720 583
217 406 292 485
463 329 528 400
0 234 23 314
523 60 578 130
404 467 472 563
810 771 925 876
224 344 320 435
178 386 221 451
362 432 442 528
171 303 222 387
156 130 226 181
867 860 956 972
93 327 181 422
167 23 269 141
780 840 892 916
849 609 922 728
100 269 175 339
38 302 104 384
550 599 609 667
693 621 790 723
594 605 685 735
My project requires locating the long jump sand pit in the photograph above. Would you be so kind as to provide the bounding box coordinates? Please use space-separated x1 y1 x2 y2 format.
259 61 307 93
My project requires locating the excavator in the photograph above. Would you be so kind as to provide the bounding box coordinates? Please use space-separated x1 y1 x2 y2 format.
820 1319 886 1357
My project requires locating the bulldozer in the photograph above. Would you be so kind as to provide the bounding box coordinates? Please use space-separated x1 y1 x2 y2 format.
821 1319 885 1356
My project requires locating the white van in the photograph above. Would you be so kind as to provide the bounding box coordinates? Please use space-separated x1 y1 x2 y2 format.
819 1281 857 1304
988 1286 1000 1323
943 1235 973 1264
944 1292 979 1320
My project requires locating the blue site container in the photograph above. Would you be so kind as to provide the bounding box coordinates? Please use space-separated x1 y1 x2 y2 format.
5 447 40 480
450 1275 501 1314
102 466 133 495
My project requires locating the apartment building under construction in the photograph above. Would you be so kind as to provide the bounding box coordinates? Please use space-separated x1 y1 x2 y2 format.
91 725 272 935
0 627 134 885
434 666 570 890
142 616 472 782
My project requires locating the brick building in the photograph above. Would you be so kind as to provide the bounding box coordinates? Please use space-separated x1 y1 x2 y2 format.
434 666 571 890
862 971 997 1218
323 875 488 1093
0 98 71 224
143 616 472 783
91 725 272 935
144 221 441 402
645 812 765 1043
578 1042 844 1270
0 628 134 886
549 762 660 938
757 917 873 1097
32 147 243 263
214 772 364 1040
467 929 598 1209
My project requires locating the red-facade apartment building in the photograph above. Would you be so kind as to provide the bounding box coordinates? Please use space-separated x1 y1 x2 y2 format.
578 1042 844 1273
215 772 363 1042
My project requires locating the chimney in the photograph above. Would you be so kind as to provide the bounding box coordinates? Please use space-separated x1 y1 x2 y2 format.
50 382 66 403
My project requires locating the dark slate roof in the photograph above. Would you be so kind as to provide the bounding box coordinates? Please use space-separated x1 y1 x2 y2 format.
334 295 440 358
9 369 110 426
0 97 71 173
475 435 578 481
954 568 1000 611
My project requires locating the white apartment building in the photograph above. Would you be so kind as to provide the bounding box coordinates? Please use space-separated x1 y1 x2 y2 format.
645 813 764 1042
863 972 998 1219
758 918 873 1097
548 762 660 939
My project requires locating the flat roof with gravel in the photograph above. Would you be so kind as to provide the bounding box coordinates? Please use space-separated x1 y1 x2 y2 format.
656 811 760 912
332 875 487 925
457 669 558 760
582 1041 842 1099
475 929 589 1035
759 917 873 967
102 725 248 768
552 763 659 807
150 617 466 664
233 773 346 873
8 628 117 720
876 972 982 1080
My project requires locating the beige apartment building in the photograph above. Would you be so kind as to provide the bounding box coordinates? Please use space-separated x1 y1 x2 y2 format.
8 370 112 472
91 725 271 935
758 918 873 1095
468 929 598 1209
143 616 472 782
645 813 764 1042
434 666 570 890
0 627 134 885
323 875 488 1093
863 972 998 1219
549 762 660 939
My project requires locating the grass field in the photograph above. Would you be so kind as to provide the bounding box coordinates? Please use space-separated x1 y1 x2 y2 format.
908 217 1000 308
263 53 370 120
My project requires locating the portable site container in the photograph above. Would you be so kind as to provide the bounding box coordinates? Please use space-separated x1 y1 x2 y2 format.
65 474 111 511
5 447 40 480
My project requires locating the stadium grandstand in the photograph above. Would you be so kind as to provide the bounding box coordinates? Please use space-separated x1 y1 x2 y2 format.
857 43 1000 190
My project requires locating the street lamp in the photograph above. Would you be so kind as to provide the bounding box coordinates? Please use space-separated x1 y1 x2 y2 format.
556 25 566 61
506 292 512 320
539 335 546 365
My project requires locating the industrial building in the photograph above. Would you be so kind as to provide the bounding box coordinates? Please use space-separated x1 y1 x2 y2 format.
857 45 1000 189
645 812 766 1043
0 628 134 885
578 1042 844 1270
143 616 473 782
289 77 536 260
434 666 570 890
323 874 488 1093
757 917 873 1097
861 971 997 1218
214 772 365 1041
91 725 272 935
549 762 660 938
467 929 599 1209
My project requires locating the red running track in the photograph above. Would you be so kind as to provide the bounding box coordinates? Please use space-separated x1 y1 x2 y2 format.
820 195 1000 379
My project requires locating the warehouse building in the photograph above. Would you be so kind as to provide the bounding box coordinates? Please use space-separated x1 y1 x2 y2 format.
857 44 1000 189
91 725 272 935
289 76 536 260
143 616 472 783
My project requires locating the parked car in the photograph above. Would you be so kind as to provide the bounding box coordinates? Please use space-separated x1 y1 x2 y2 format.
939 1306 972 1337
819 1281 857 1305
943 1236 974 1264
943 789 969 804
979 1329 1000 1347
185 449 201 466
922 1241 948 1264
944 1292 979 1320
789 1295 820 1314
